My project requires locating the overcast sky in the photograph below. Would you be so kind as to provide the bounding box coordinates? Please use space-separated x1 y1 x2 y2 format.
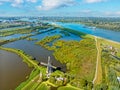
0 0 120 17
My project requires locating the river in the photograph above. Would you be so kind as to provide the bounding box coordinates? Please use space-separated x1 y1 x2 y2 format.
55 22 120 42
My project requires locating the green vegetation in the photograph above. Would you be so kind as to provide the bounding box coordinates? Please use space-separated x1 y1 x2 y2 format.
94 38 120 89
36 26 120 89
16 67 47 90
53 39 96 89
58 84 82 90
55 26 93 39
0 21 29 29
81 21 120 32
0 28 56 46
36 82 50 90
26 37 38 41
93 37 102 85
57 26 85 38
36 35 62 50
0 34 33 45
36 34 97 89
0 46 72 90
36 35 62 45
0 25 51 37
1 19 120 90
59 30 70 36
0 46 39 68
0 27 32 36
0 46 50 90
16 69 40 90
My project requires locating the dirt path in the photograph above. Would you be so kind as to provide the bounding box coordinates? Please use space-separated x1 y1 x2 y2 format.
93 36 102 85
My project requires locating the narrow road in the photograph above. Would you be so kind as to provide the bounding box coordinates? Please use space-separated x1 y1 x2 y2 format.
93 36 102 85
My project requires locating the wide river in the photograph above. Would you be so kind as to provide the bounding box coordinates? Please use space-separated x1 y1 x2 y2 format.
55 22 120 42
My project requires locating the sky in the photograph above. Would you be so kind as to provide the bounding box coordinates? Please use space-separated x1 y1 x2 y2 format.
0 0 120 17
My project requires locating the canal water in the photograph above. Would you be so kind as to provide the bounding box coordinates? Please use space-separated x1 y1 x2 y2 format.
0 50 32 90
3 40 67 71
3 28 81 70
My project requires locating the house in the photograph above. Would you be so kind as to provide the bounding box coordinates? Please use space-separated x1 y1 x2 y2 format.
117 77 120 82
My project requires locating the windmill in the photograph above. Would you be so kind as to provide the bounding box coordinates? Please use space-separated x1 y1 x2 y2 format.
46 56 53 78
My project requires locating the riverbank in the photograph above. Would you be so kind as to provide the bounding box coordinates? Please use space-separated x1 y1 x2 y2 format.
0 47 47 89
0 46 39 68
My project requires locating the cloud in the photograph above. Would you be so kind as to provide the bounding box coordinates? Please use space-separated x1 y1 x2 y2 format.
84 0 106 3
104 11 120 16
11 0 24 7
37 0 76 11
26 0 37 3
0 0 11 1
0 0 37 7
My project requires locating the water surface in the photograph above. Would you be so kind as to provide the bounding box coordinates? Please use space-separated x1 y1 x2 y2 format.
0 34 26 40
3 40 66 71
0 50 32 90
55 22 120 42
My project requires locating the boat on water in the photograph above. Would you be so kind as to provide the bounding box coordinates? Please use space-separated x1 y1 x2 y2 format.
83 25 96 30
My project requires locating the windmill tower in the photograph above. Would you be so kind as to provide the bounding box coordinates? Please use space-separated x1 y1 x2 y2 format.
46 56 52 77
